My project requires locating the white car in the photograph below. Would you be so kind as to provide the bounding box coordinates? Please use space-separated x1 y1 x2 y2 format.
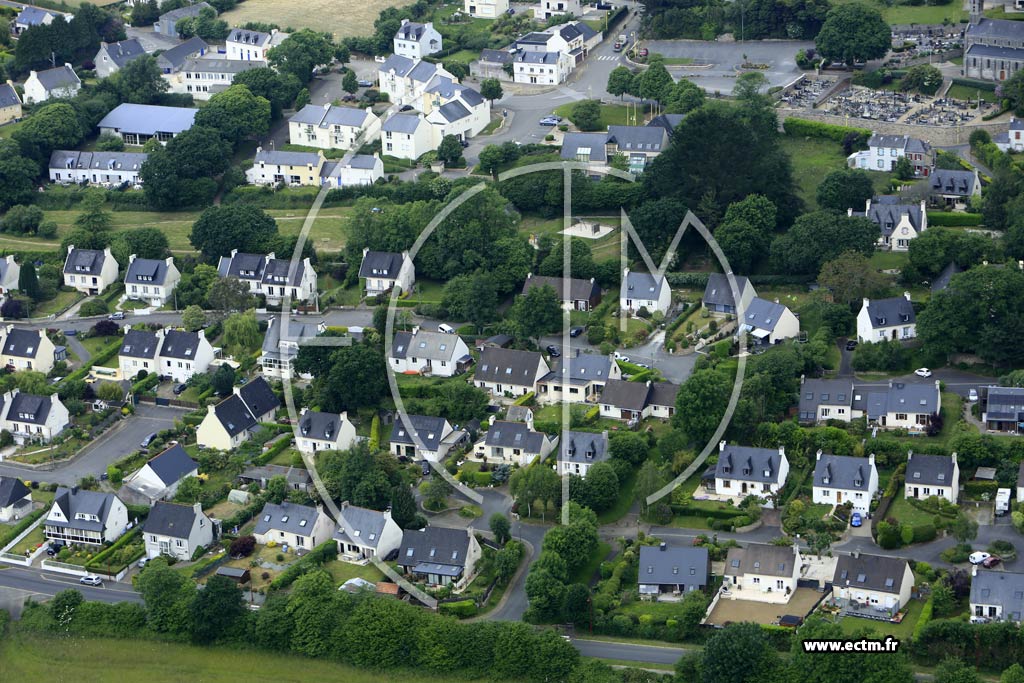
969 552 991 565
613 352 630 363
79 575 103 586
914 368 933 378
968 389 979 402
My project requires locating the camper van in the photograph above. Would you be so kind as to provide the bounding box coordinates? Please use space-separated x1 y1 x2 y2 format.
996 488 1011 516
438 323 455 334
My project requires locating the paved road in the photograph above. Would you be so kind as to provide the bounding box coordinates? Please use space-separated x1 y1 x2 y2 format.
572 638 690 665
65 334 91 363
642 39 813 95
0 566 143 608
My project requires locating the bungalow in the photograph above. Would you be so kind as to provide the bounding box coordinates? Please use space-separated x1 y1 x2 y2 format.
390 327 472 377
164 58 265 100
125 255 180 306
97 103 197 145
797 377 855 425
0 255 18 295
225 27 288 61
620 269 671 315
94 39 146 78
738 297 800 346
522 273 601 312
196 377 280 451
536 351 620 404
0 326 57 375
971 568 1024 623
23 63 80 104
288 104 381 151
238 464 312 494
856 380 940 432
156 2 214 37
724 543 801 604
856 294 916 343
44 486 129 546
855 197 928 251
246 148 325 187
831 551 915 619
558 429 609 476
49 150 148 187
474 414 555 466
847 134 933 176
713 442 789 502
703 273 756 316
296 407 357 454
358 249 415 297
930 168 981 207
259 318 326 380
390 414 461 462
143 501 215 561
905 451 959 503
393 19 442 60
464 0 509 19
156 37 209 75
320 155 385 188
123 443 199 504
253 501 334 552
398 525 481 588
0 81 22 126
0 476 32 522
0 390 70 445
381 113 433 160
812 451 878 514
598 379 679 422
561 132 609 167
982 386 1024 433
334 500 403 562
475 347 549 397
638 544 710 599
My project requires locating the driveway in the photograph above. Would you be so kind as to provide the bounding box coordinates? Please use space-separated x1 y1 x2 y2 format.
642 39 813 95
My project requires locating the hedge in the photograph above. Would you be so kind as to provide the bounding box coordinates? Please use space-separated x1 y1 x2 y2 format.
269 540 338 590
58 340 122 387
912 596 933 641
782 118 871 148
513 392 535 406
0 507 45 548
951 77 997 92
130 373 160 394
964 480 1000 498
666 272 710 288
912 523 938 543
669 503 745 521
928 212 982 227
251 435 293 467
439 599 478 618
191 550 229 579
85 526 144 572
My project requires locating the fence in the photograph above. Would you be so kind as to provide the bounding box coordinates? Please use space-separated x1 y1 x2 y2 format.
136 395 200 409
41 558 129 582
0 551 31 566
779 107 1011 146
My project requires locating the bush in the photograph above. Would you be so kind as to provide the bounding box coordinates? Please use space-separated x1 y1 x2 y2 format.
229 535 256 557
269 541 337 590
927 212 982 227
79 299 110 317
782 118 871 148
439 599 478 618
912 523 937 543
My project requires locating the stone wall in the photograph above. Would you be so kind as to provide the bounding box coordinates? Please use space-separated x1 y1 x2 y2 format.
778 107 1010 146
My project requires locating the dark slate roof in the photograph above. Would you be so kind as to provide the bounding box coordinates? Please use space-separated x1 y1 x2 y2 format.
479 49 513 64
0 83 19 109
157 37 209 70
8 392 52 425
290 103 370 127
865 296 915 329
239 464 311 486
120 329 159 359
967 43 1024 60
51 149 149 173
886 381 939 415
986 386 1024 421
967 17 1024 41
739 297 790 334
16 6 54 25
522 274 599 302
556 23 583 41
868 134 930 153
399 526 470 568
213 395 257 436
359 250 405 279
391 414 448 452
559 430 609 465
638 545 709 586
253 501 323 537
622 270 667 301
484 420 546 452
459 87 483 107
392 329 461 361
970 570 1024 621
647 113 686 137
97 104 197 136
517 50 559 64
100 39 146 69
2 328 42 359
160 2 213 22
715 445 783 483
476 347 545 386
261 318 324 358
347 154 379 170
437 100 471 122
725 543 796 578
160 330 202 360
906 452 955 487
381 113 423 134
396 21 428 40
298 410 346 442
125 257 169 286
217 251 266 281
834 553 909 594
798 378 854 421
227 28 270 45
146 444 197 486
519 32 553 44
334 503 389 549
540 352 614 385
649 382 679 407
408 60 439 82
50 487 118 531
600 379 649 411
238 377 279 419
254 148 320 166
606 125 667 153
576 21 599 41
703 273 752 309
814 453 872 491
560 132 608 162
261 258 307 287
143 501 199 538
930 169 977 197
931 262 962 293
0 475 30 508
379 53 415 76
64 247 105 276
867 196 924 236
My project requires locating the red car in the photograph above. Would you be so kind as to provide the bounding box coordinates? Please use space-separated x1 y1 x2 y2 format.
983 556 1002 568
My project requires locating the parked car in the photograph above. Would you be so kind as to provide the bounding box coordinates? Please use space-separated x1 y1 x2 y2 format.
914 368 933 378
570 326 585 338
969 551 991 565
850 512 862 527
845 340 858 351
613 41 624 52
108 311 125 320
79 575 103 586
64 329 78 336
969 388 979 402
357 79 373 87
46 542 64 557
172 383 188 395
539 115 561 126
140 433 158 449
638 47 649 57
613 352 630 362
983 555 1002 568
138 557 148 569
546 345 561 357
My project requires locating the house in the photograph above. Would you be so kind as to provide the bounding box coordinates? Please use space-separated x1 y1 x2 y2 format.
522 273 601 311
377 56 454 105
164 58 265 100
123 444 199 504
118 328 163 379
598 379 678 422
513 48 569 85
44 486 129 546
983 386 1024 433
473 48 515 80
23 63 81 104
124 255 180 306
259 318 326 380
143 501 214 561
738 297 800 346
14 6 62 34
397 525 481 588
0 326 57 374
847 134 933 176
196 377 280 450
156 2 214 37
296 407 357 454
98 103 197 145
536 351 620 404
390 414 460 462
225 28 288 61
253 501 334 552
94 39 146 78
905 451 959 503
620 269 671 315
381 113 433 160
422 77 491 144
558 429 609 476
798 377 855 425
393 19 442 59
702 273 756 316
475 347 549 397
333 500 403 562
358 249 415 297
857 380 941 432
0 476 32 522
238 464 312 493
464 0 509 19
964 17 1024 82
0 390 70 445
246 148 325 187
724 543 801 604
638 544 710 599
390 326 472 377
970 569 1024 623
831 552 915 619
930 168 981 207
49 150 148 187
856 294 916 342
561 132 610 167
320 154 385 188
1019 461 1024 503
606 125 669 174
216 249 318 304
288 104 381 151
812 451 878 514
0 81 22 126
0 255 20 295
995 118 1024 153
474 414 556 466
858 197 928 251
156 37 209 74
713 442 790 502
158 329 216 383
536 0 583 22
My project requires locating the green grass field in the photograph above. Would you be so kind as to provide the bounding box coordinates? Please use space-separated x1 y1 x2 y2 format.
780 135 896 210
946 84 999 104
869 250 909 271
554 103 648 128
836 597 926 639
831 0 966 24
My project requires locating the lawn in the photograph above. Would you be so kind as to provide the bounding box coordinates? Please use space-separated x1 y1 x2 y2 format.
597 468 637 525
831 0 966 24
617 599 700 620
569 541 612 586
323 559 385 585
33 289 83 318
888 492 938 527
869 250 909 271
836 597 926 640
10 524 45 555
779 134 895 210
946 84 999 104
219 0 408 39
554 102 648 128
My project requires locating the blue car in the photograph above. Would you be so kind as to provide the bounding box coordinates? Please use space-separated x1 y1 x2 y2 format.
850 512 863 527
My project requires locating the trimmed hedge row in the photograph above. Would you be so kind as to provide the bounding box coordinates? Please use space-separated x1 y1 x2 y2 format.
782 118 871 147
269 540 338 590
59 340 122 387
965 479 1000 498
85 526 144 572
251 435 294 467
0 507 46 549
130 373 160 394
928 212 982 227
951 77 997 92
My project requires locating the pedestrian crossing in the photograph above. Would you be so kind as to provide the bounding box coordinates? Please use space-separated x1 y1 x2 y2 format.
594 55 620 61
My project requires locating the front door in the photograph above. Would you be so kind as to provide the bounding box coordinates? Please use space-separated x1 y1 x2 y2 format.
836 491 842 504
913 487 919 497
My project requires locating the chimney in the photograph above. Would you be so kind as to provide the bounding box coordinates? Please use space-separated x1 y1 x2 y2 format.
623 267 630 277
719 440 726 452
774 298 779 304
193 502 203 516
230 248 239 258
362 247 369 258
488 414 496 426
71 485 79 495
972 564 978 577
166 256 174 268
863 297 870 310
207 404 217 416
412 325 419 334
847 207 853 217
815 449 822 461
341 500 349 509
128 253 137 265
868 452 875 466
779 445 785 457
907 450 913 463
951 452 957 465
300 407 308 416
197 329 205 340
800 374 805 385
865 198 872 213
903 291 911 301
255 145 262 154
401 17 409 24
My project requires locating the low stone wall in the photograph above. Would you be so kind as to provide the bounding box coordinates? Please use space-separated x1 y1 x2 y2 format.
779 107 1011 146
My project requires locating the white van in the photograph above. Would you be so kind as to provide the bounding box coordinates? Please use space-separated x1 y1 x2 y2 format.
438 323 456 334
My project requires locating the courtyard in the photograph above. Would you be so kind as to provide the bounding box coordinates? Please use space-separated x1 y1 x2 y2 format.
705 587 826 626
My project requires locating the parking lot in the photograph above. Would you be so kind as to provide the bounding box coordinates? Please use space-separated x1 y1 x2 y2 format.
641 39 814 94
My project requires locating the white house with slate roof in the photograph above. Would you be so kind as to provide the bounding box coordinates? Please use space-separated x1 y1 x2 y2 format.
381 113 433 160
98 103 197 145
606 125 668 174
377 55 454 105
94 39 146 78
558 429 609 476
621 268 671 315
724 543 800 603
119 328 164 379
812 451 877 514
390 327 472 377
536 0 582 20
475 347 549 397
854 197 928 251
253 501 334 551
156 37 209 75
246 148 325 187
464 0 509 18
0 389 69 445
197 377 280 451
857 293 916 342
965 17 1024 82
288 104 381 151
0 327 55 374
536 351 619 404
738 297 799 346
123 443 199 504
23 63 80 104
45 486 128 546
522 273 601 312
0 255 20 296
971 569 1024 623
393 19 442 59
296 407 357 454
421 76 490 142
14 6 64 34
855 380 941 432
703 273 756 315
124 255 179 306
847 134 933 176
358 249 415 296
158 329 215 383
995 118 1024 153
390 414 459 462
639 544 710 599
143 501 214 561
0 476 32 522
225 28 288 61
216 249 318 304
930 168 981 208
475 415 555 466
321 154 385 188
49 150 148 187
832 552 914 618
598 379 679 422
713 442 789 502
398 525 481 588
798 377 855 425
260 318 325 380
983 386 1024 433
905 451 959 503
0 81 22 126
164 58 265 100
334 500 403 562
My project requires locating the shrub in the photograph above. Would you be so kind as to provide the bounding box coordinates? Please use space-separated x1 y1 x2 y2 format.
269 541 337 590
439 599 477 618
912 523 937 543
782 118 871 148
79 299 110 317
230 535 256 557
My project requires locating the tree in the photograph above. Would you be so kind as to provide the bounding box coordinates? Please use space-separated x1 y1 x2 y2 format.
194 85 271 146
173 476 202 503
490 513 511 545
674 367 732 445
424 476 451 509
342 69 358 94
210 363 236 396
73 190 112 233
770 211 879 275
189 574 245 643
165 125 233 179
635 459 665 516
268 29 335 84
51 588 84 629
934 658 980 683
181 305 207 332
510 284 562 343
286 570 337 656
390 484 417 528
639 58 673 103
893 156 915 181
101 55 168 104
233 67 302 119
815 3 891 65
130 0 160 26
791 617 914 683
1002 664 1024 683
1004 69 1024 116
437 134 463 167
13 102 83 166
606 66 634 99
950 512 978 543
206 277 255 313
664 78 705 114
136 557 193 635
818 251 888 306
0 140 39 211
525 568 566 620
702 622 779 683
94 133 126 152
442 273 498 331
264 474 288 504
189 205 279 262
3 204 43 235
733 71 768 100
570 99 602 131
309 343 388 412
494 540 522 583
221 310 261 354
580 461 619 512
816 168 875 213
609 432 649 465
18 262 41 301
110 227 171 266
509 464 561 518
480 78 503 101
318 443 396 509
443 60 469 80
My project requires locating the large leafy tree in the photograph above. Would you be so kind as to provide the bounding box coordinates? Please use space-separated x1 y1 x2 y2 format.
308 343 389 412
441 272 498 331
268 29 335 84
673 367 732 445
509 284 562 343
815 2 891 65
14 103 83 167
791 618 914 683
769 210 878 274
0 139 40 210
189 574 245 643
194 84 271 146
816 168 875 213
189 205 279 262
606 66 634 99
233 67 302 119
136 557 193 635
165 125 233 179
318 441 398 509
99 54 168 104
818 251 889 306
701 622 780 683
